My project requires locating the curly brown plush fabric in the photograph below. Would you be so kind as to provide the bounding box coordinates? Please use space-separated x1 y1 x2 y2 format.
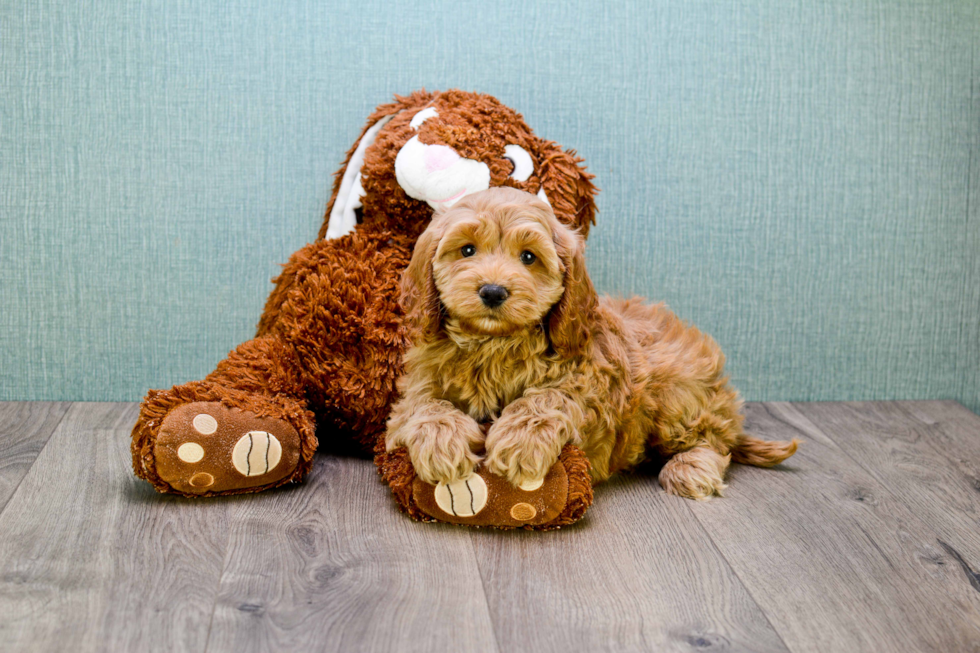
131 90 598 499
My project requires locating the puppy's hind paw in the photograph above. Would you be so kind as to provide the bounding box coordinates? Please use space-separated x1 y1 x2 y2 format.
659 447 731 501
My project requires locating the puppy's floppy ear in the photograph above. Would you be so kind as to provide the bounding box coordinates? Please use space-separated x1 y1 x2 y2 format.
547 223 598 358
319 90 437 240
535 140 599 239
400 222 444 344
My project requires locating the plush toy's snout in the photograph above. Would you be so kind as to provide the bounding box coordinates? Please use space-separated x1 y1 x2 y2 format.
395 134 491 209
394 132 552 211
394 104 493 210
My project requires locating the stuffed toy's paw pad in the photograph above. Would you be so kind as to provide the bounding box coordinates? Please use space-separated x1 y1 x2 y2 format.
154 402 301 495
433 476 489 517
376 443 594 529
413 461 569 528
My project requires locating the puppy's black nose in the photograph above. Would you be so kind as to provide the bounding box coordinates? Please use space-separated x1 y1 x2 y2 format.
479 284 509 308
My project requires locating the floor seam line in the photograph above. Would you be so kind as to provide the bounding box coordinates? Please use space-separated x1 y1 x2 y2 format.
674 474 797 653
468 531 505 653
0 402 73 517
201 506 236 653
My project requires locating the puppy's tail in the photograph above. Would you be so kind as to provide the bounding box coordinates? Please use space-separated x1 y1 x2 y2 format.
731 434 801 467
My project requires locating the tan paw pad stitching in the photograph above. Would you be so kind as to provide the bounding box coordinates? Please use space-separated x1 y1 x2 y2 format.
434 476 488 517
510 503 537 521
189 472 214 488
232 431 282 477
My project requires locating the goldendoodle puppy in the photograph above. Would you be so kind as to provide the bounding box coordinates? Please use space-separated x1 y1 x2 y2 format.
386 187 798 499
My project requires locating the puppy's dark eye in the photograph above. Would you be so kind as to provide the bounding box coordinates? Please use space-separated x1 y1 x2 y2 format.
520 250 536 265
461 244 476 257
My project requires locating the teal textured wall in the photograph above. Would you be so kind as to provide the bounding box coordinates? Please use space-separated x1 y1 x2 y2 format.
2 1 978 412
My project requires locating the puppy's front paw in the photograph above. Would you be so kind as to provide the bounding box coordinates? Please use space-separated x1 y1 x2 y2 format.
412 440 481 486
387 404 483 486
484 418 565 488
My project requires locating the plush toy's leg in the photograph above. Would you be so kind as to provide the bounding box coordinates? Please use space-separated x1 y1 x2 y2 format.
376 442 594 530
256 231 414 452
131 335 318 497
133 230 415 497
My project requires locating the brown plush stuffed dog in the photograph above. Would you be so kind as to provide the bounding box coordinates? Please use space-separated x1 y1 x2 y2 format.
384 188 798 511
131 90 598 499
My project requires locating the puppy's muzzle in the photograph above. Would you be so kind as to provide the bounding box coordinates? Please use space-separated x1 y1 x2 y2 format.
479 284 509 308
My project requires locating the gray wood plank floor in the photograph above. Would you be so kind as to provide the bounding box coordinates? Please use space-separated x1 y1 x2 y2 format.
0 400 978 653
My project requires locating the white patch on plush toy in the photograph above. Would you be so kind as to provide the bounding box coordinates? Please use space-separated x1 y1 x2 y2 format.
504 144 534 182
177 442 205 463
232 431 282 477
395 136 491 210
501 144 549 206
434 476 488 517
410 107 438 130
325 113 398 240
192 413 218 435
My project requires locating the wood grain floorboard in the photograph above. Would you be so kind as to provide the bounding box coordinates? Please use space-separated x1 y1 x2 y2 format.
895 400 980 483
0 402 70 512
3 401 980 652
0 402 232 653
793 401 980 565
205 454 498 653
682 402 980 653
469 474 789 653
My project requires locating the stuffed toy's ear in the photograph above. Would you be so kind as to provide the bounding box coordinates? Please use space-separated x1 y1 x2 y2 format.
535 140 599 239
318 91 436 240
547 221 598 358
399 221 444 344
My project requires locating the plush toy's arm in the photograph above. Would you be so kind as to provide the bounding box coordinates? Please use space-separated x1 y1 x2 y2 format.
385 385 485 486
483 385 586 487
